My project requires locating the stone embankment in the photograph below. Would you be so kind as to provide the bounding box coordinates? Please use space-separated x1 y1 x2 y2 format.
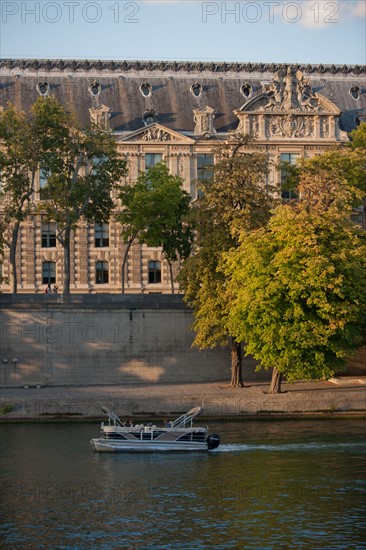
0 378 365 421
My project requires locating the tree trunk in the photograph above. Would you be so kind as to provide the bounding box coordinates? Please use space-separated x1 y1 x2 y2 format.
121 237 134 294
269 367 283 394
9 222 20 294
168 260 175 294
230 337 243 388
63 226 71 295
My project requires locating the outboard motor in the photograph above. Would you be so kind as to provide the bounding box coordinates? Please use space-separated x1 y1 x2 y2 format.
206 434 220 450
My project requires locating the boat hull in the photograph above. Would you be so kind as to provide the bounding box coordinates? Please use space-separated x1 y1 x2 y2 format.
90 438 209 452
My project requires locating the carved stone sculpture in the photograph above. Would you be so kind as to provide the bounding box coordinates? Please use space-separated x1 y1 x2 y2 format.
269 114 314 138
193 106 216 135
263 67 320 112
141 127 177 141
143 109 158 125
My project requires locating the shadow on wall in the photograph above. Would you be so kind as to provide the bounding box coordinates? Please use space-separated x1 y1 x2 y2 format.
2 295 362 387
0 294 233 386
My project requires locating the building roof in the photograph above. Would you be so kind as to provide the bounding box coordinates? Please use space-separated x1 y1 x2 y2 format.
1 58 365 134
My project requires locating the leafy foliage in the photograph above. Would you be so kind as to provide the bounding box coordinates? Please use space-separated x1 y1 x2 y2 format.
118 162 192 292
180 136 277 344
0 101 48 290
221 129 366 387
278 122 366 216
0 96 127 292
34 96 127 293
349 121 366 150
179 135 277 385
36 97 127 230
223 199 366 382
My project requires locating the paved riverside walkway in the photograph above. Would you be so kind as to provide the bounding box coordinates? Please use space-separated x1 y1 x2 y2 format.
0 377 365 421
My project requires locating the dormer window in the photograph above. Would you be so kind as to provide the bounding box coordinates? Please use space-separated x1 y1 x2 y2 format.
37 81 49 96
89 81 101 96
191 83 202 97
350 86 360 100
193 105 215 135
89 104 111 130
241 83 252 98
140 82 152 97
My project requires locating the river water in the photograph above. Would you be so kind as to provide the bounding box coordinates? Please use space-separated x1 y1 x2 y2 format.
0 419 365 549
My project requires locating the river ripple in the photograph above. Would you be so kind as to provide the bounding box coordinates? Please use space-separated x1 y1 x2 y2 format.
0 419 365 549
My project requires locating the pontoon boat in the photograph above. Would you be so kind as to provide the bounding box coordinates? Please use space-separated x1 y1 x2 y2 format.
90 406 220 452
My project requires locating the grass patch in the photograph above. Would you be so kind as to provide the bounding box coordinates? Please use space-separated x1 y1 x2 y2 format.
0 404 14 415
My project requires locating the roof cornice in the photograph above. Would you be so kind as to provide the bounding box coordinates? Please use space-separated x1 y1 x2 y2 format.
0 58 365 75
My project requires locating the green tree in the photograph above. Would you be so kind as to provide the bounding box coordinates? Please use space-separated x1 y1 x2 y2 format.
179 135 277 387
223 198 366 393
267 129 365 391
0 102 46 292
279 122 366 222
35 96 127 294
349 121 366 150
117 162 192 293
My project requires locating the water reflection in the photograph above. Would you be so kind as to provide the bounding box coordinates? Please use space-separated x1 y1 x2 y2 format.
1 420 365 549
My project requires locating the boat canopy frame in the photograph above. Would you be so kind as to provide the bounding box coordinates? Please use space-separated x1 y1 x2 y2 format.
100 406 203 429
101 406 126 427
171 406 202 429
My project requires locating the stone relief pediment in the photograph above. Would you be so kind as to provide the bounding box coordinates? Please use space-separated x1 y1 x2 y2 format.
119 123 195 144
233 68 347 142
237 68 340 115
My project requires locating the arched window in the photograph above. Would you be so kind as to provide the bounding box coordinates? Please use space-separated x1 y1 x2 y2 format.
148 261 161 284
96 261 109 284
42 261 56 284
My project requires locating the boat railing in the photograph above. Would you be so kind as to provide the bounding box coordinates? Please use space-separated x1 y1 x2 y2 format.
172 406 202 429
101 406 126 427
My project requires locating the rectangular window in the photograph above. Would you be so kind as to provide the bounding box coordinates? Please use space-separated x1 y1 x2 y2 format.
196 154 214 198
145 153 162 171
95 223 109 248
96 261 109 284
148 260 161 284
39 167 50 199
42 222 56 248
280 153 299 199
42 261 56 284
197 154 214 182
91 155 108 175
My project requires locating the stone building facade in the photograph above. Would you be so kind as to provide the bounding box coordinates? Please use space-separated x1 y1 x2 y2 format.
0 59 365 293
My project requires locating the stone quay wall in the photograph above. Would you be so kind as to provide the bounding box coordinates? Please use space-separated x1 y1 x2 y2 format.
1 295 364 388
0 294 264 388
